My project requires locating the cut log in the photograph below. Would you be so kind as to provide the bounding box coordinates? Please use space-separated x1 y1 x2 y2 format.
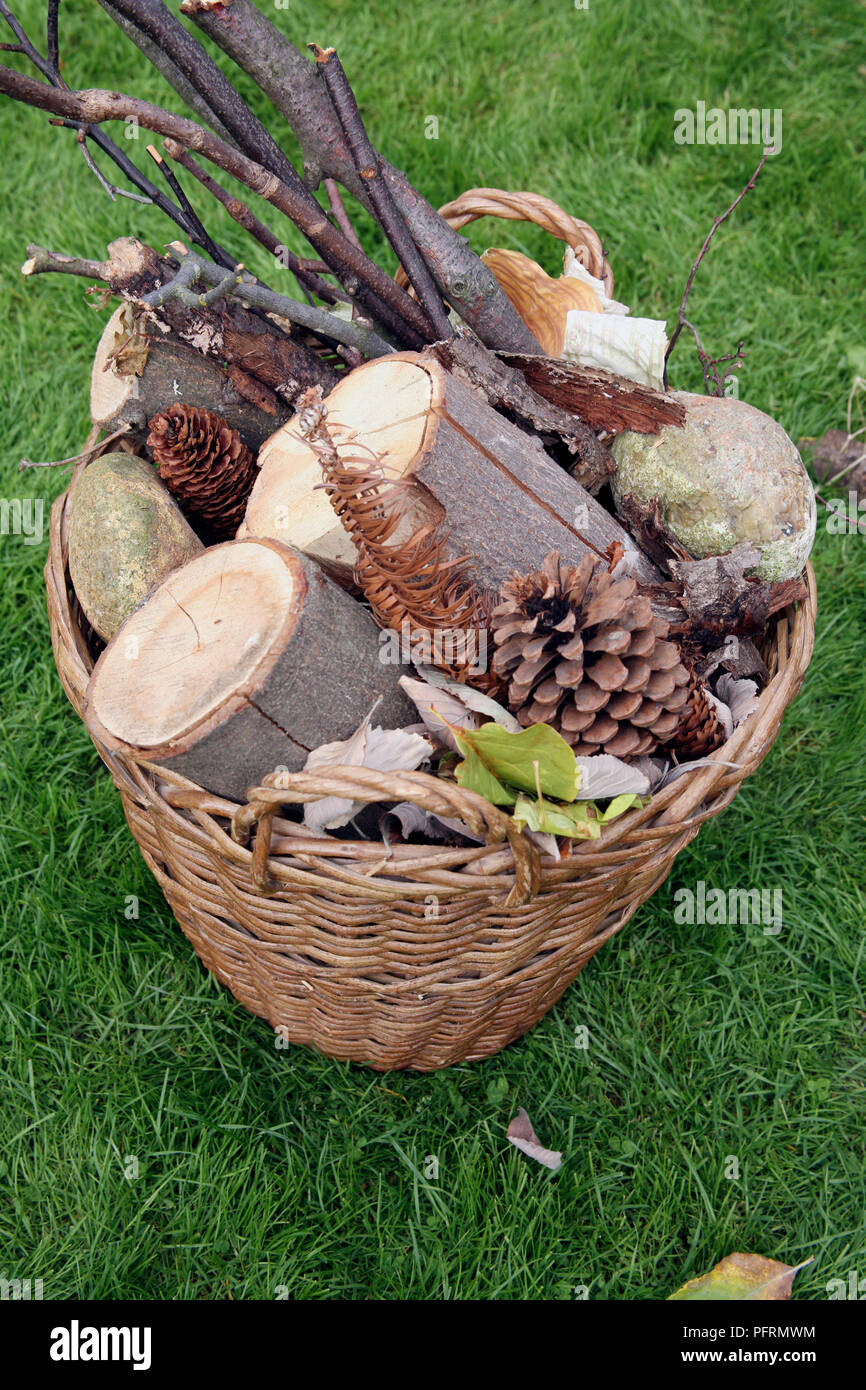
91 304 291 451
98 238 339 413
84 538 417 803
244 351 663 594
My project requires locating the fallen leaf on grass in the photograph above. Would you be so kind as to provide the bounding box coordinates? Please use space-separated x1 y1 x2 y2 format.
669 1253 813 1301
506 1108 562 1171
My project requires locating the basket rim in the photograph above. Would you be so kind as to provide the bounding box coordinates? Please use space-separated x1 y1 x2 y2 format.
46 452 816 908
395 185 615 298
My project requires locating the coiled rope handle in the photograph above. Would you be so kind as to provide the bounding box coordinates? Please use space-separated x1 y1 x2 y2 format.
232 766 542 907
396 186 614 297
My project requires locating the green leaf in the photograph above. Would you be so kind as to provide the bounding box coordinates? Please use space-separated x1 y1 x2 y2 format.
512 792 642 840
512 794 598 838
597 793 644 823
454 723 579 802
669 1254 813 1301
454 743 515 805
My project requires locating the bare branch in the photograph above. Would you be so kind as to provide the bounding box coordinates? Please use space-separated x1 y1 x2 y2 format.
324 177 362 250
96 0 235 143
664 148 769 390
0 62 428 345
161 138 347 306
142 246 393 359
145 143 232 268
312 44 452 343
98 0 428 343
0 1 230 255
20 423 130 470
181 0 542 352
46 0 58 70
21 244 108 279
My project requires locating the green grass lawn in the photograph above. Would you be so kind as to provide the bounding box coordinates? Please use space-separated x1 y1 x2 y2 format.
0 0 864 1301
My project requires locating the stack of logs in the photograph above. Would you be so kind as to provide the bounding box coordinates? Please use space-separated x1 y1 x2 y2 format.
2 0 812 813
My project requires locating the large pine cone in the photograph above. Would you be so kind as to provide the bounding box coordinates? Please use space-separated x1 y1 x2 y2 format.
491 551 693 758
147 404 257 540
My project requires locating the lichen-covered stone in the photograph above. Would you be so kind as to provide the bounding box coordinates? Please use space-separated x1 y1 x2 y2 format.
69 453 204 640
611 393 816 581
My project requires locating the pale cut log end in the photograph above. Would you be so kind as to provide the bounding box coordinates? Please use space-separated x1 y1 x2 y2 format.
91 305 138 429
87 539 304 752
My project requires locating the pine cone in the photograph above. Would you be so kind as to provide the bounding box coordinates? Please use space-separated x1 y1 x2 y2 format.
147 405 257 540
491 551 692 758
671 674 726 757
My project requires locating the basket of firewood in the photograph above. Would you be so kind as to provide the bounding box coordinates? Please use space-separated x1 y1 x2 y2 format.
8 3 816 1068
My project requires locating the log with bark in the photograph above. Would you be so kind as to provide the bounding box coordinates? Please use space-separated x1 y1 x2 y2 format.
90 303 292 451
243 351 664 595
84 538 416 802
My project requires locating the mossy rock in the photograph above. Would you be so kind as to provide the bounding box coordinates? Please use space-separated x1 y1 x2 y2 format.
69 453 204 641
611 393 817 581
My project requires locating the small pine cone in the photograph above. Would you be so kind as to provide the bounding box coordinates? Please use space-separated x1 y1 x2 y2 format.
672 674 727 757
491 551 692 758
147 404 257 540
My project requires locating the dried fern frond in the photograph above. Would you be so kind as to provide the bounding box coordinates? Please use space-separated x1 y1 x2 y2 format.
297 390 489 683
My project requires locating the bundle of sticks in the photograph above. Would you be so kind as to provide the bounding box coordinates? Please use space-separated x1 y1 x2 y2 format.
6 1 813 811
1 0 679 484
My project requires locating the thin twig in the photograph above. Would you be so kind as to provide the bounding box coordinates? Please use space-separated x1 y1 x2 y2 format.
145 143 232 268
0 61 427 348
815 492 866 533
664 147 769 389
20 423 130 470
99 0 429 344
183 0 541 352
96 0 235 143
0 1 227 255
141 246 393 359
312 44 452 342
46 0 59 70
324 177 363 250
21 244 107 279
161 138 346 305
75 125 152 205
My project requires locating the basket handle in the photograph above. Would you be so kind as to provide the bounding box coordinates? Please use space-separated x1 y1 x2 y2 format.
231 765 541 907
396 186 614 296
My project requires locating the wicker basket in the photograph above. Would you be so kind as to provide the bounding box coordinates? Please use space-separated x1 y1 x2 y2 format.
44 192 816 1071
396 185 615 296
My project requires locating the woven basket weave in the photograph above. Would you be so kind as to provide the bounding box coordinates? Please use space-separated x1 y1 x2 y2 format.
396 185 615 296
46 468 815 1069
45 193 815 1070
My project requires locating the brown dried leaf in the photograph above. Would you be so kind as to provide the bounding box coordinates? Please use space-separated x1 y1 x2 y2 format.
506 1108 562 1171
108 303 150 378
803 427 866 497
